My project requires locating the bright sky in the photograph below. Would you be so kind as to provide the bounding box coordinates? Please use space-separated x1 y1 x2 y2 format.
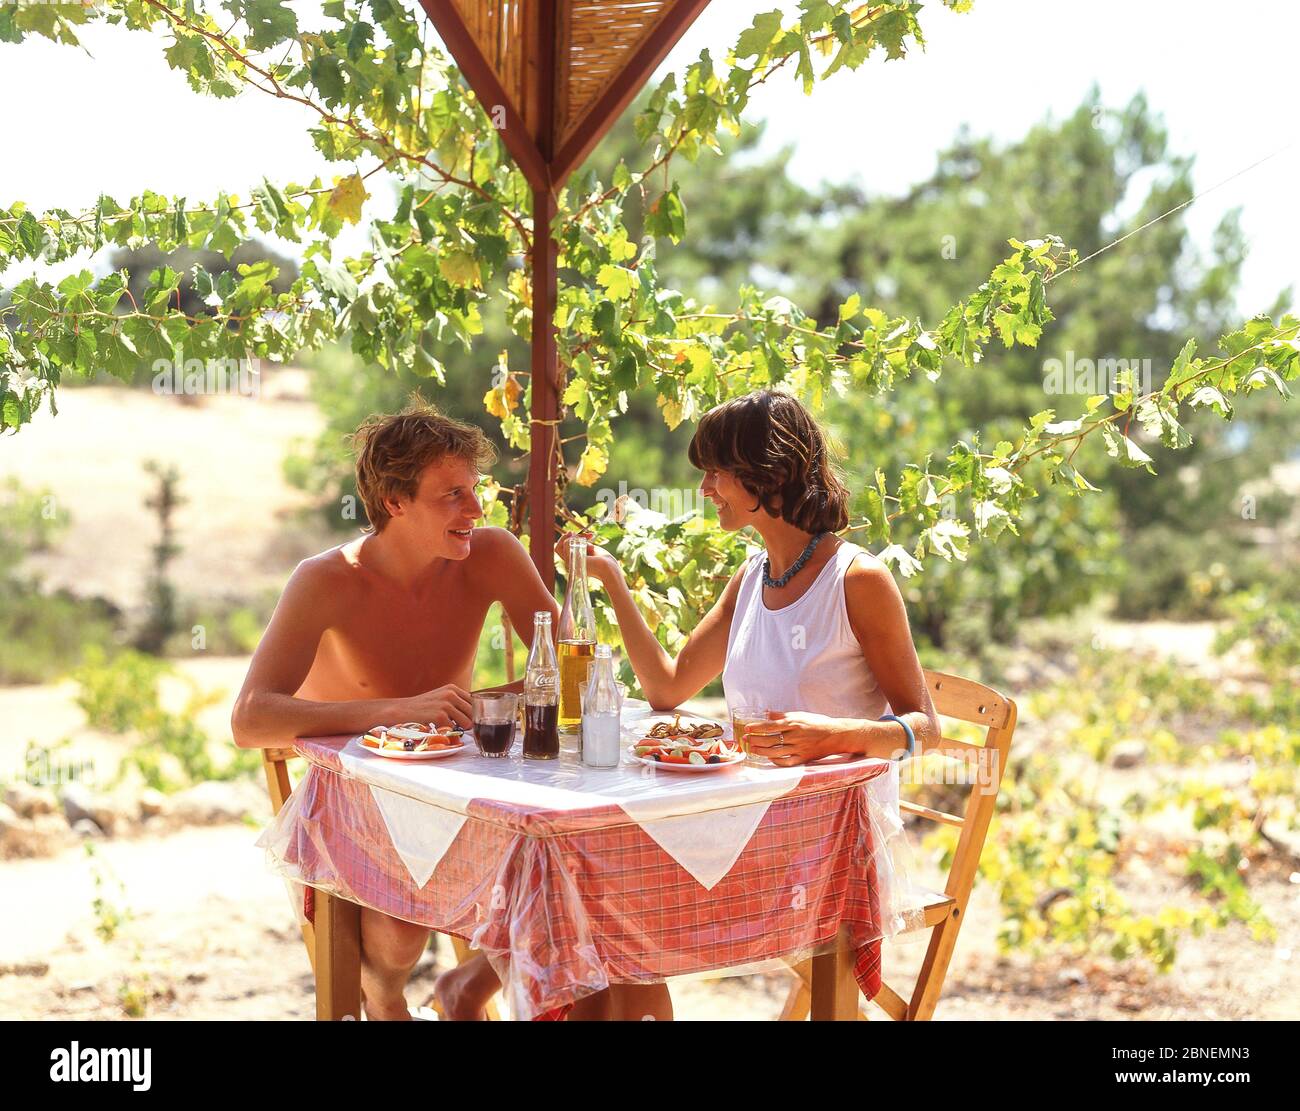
2 0 1297 314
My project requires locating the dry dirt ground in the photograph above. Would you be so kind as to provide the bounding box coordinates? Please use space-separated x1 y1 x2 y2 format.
1 815 1295 1022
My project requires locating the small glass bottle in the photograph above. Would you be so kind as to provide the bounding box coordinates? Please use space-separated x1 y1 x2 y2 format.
523 611 559 760
581 644 623 768
557 536 597 734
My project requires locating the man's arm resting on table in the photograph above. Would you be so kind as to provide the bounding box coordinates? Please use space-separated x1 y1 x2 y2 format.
230 561 470 748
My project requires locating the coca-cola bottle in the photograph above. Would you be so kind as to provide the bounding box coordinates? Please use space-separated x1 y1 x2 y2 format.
522 611 559 760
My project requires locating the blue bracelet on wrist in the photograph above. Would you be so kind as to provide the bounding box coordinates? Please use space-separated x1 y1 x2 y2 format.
879 714 916 761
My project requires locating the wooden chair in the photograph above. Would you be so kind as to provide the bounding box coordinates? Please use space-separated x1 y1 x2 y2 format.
778 669 1017 1021
260 746 498 1020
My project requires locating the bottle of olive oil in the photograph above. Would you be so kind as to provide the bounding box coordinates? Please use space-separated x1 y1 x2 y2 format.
557 535 596 733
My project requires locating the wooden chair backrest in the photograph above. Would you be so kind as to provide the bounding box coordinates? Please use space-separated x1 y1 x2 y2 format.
857 670 1018 1020
909 669 1017 907
261 746 300 817
877 669 1017 1020
260 747 317 974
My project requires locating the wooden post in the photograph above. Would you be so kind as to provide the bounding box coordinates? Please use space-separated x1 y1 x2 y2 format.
809 926 860 1021
528 182 559 592
314 890 362 1021
527 0 560 591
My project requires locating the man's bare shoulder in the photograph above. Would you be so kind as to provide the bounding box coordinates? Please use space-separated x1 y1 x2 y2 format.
283 544 361 605
467 526 529 568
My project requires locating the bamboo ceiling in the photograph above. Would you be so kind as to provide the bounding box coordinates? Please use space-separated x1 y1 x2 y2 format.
444 0 688 171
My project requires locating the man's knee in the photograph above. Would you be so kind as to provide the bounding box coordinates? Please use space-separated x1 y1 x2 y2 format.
361 912 429 971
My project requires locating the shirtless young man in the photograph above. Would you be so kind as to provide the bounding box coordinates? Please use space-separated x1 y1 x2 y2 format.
231 401 557 1021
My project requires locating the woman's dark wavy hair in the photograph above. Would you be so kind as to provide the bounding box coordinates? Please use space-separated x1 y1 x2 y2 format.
687 390 850 533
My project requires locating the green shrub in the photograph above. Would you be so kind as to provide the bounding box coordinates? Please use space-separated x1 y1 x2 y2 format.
0 479 123 685
946 646 1288 972
1216 584 1300 677
1111 525 1274 620
72 647 257 790
161 596 276 657
73 647 170 733
0 477 67 559
0 582 121 685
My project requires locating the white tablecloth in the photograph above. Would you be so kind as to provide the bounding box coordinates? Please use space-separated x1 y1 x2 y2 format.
338 701 842 890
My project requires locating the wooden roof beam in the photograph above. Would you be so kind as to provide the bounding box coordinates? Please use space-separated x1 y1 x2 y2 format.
417 0 550 192
550 0 713 186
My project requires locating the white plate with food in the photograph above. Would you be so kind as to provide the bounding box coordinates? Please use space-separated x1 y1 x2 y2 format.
634 747 745 772
630 714 744 772
357 722 466 760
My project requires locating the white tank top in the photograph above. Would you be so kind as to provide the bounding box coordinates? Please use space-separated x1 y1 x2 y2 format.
722 540 890 719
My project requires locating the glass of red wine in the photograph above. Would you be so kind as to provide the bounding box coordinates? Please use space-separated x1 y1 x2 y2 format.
472 692 519 758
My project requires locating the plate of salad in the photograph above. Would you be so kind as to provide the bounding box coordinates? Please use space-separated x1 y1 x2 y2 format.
357 723 466 760
631 714 743 771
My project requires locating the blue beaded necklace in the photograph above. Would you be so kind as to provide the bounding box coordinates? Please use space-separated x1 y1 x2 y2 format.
763 531 828 589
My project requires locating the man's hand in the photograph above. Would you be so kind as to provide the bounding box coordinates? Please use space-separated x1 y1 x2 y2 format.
744 711 856 766
403 684 473 730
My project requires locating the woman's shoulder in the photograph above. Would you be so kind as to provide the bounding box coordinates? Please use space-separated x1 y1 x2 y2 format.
840 542 905 606
836 539 885 573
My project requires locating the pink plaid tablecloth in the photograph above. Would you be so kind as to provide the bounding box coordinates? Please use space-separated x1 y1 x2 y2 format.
265 737 895 1019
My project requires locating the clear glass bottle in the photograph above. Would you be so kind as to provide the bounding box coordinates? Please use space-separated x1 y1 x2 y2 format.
557 535 597 734
523 611 559 760
581 644 623 768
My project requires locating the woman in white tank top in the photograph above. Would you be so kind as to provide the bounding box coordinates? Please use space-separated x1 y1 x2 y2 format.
566 391 939 1021
578 388 939 769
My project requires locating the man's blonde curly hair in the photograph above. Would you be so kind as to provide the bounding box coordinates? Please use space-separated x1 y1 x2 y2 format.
351 397 496 532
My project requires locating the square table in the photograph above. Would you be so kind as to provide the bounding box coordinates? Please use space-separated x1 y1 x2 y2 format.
258 706 910 1020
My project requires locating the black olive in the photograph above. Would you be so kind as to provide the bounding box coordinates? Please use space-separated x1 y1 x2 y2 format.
652 752 662 762
707 755 720 764
403 739 416 751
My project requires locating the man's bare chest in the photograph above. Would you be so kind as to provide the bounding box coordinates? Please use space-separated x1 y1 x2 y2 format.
315 586 492 695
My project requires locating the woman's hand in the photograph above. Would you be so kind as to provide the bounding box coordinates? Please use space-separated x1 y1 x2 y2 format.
744 711 859 766
555 531 624 588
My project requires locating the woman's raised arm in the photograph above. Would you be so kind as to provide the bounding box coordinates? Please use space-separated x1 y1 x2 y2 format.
562 536 747 711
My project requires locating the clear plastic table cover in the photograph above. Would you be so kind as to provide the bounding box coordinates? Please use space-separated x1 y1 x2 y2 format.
258 713 924 1020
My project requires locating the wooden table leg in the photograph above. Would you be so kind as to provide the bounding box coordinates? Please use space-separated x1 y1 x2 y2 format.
314 890 362 1021
810 925 860 1021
